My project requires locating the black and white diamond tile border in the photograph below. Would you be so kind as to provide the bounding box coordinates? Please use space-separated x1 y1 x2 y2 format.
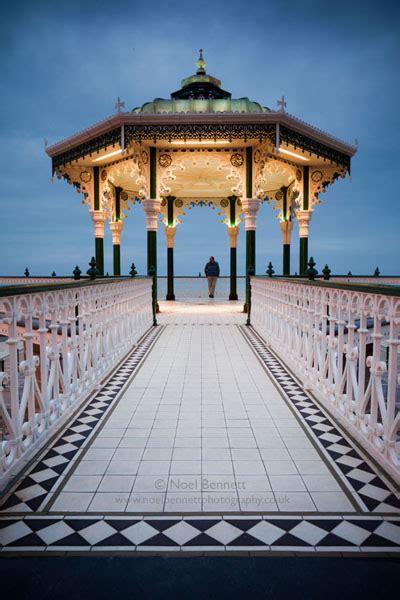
0 514 399 555
0 325 165 515
239 325 400 515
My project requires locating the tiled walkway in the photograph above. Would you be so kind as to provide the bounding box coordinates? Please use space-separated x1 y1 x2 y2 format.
1 301 399 554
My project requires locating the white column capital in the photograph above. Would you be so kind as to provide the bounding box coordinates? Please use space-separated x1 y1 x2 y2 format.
90 210 107 238
227 225 239 248
164 226 177 249
296 209 313 238
242 198 261 231
280 220 293 245
109 220 123 245
142 199 161 231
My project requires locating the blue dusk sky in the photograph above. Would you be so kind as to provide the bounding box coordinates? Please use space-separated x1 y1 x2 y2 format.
0 0 399 276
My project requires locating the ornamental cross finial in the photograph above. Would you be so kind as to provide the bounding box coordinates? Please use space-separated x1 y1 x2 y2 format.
277 95 287 113
115 97 125 114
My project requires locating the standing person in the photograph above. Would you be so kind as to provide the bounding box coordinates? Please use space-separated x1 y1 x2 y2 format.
204 256 220 298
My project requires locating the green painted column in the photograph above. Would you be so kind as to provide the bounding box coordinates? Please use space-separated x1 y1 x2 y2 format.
298 166 311 276
143 146 160 317
299 237 308 275
243 148 259 313
111 187 122 276
283 243 290 276
228 196 238 301
92 166 105 276
113 244 121 276
95 237 104 277
229 247 238 300
280 187 291 276
166 196 176 301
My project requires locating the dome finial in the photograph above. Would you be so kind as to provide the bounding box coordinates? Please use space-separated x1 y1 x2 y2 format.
196 49 206 75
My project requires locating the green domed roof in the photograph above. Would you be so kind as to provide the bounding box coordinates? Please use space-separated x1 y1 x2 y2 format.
132 50 271 115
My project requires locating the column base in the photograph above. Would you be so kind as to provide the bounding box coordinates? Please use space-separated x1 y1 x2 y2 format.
166 294 175 301
229 293 238 301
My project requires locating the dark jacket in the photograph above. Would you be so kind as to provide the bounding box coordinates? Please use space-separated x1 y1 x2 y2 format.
205 261 220 277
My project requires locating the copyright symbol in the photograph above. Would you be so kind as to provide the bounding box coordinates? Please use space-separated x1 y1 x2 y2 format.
155 479 165 490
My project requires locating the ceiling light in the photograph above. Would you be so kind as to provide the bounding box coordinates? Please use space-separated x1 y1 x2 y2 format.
170 140 230 146
93 149 123 162
278 148 309 161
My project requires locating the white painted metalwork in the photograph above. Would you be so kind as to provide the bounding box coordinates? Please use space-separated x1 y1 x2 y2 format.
251 277 400 483
0 278 152 488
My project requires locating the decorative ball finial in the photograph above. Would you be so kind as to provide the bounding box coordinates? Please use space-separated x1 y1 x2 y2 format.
87 257 98 281
266 262 275 277
196 49 206 74
322 264 331 280
305 257 318 280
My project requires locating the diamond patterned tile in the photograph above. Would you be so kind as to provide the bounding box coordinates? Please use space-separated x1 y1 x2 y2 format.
205 521 243 545
247 521 286 545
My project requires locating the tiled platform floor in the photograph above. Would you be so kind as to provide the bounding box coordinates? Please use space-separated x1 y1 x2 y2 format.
1 301 399 554
43 302 360 514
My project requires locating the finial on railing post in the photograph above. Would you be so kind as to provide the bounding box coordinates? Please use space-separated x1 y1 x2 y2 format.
148 265 157 326
24 268 30 277
246 265 255 326
73 266 82 280
129 263 138 277
305 257 318 280
87 257 98 281
322 264 331 280
347 271 353 276
51 271 56 277
266 262 275 277
374 267 380 277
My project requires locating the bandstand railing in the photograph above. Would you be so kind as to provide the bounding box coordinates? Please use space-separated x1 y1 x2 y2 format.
0 277 153 489
250 276 400 483
157 276 246 300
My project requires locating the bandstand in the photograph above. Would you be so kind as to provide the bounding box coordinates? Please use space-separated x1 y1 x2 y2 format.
46 51 356 307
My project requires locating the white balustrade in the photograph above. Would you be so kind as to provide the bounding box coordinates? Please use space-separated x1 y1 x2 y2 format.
251 277 400 483
0 277 74 286
0 278 152 488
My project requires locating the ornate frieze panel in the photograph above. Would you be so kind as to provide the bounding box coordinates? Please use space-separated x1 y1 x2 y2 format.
125 123 276 145
157 148 244 201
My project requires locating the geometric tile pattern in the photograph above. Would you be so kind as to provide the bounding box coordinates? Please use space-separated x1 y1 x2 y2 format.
240 325 400 514
1 515 399 553
0 325 164 514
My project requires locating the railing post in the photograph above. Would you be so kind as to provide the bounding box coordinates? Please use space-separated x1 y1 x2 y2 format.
149 267 157 326
246 267 255 326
